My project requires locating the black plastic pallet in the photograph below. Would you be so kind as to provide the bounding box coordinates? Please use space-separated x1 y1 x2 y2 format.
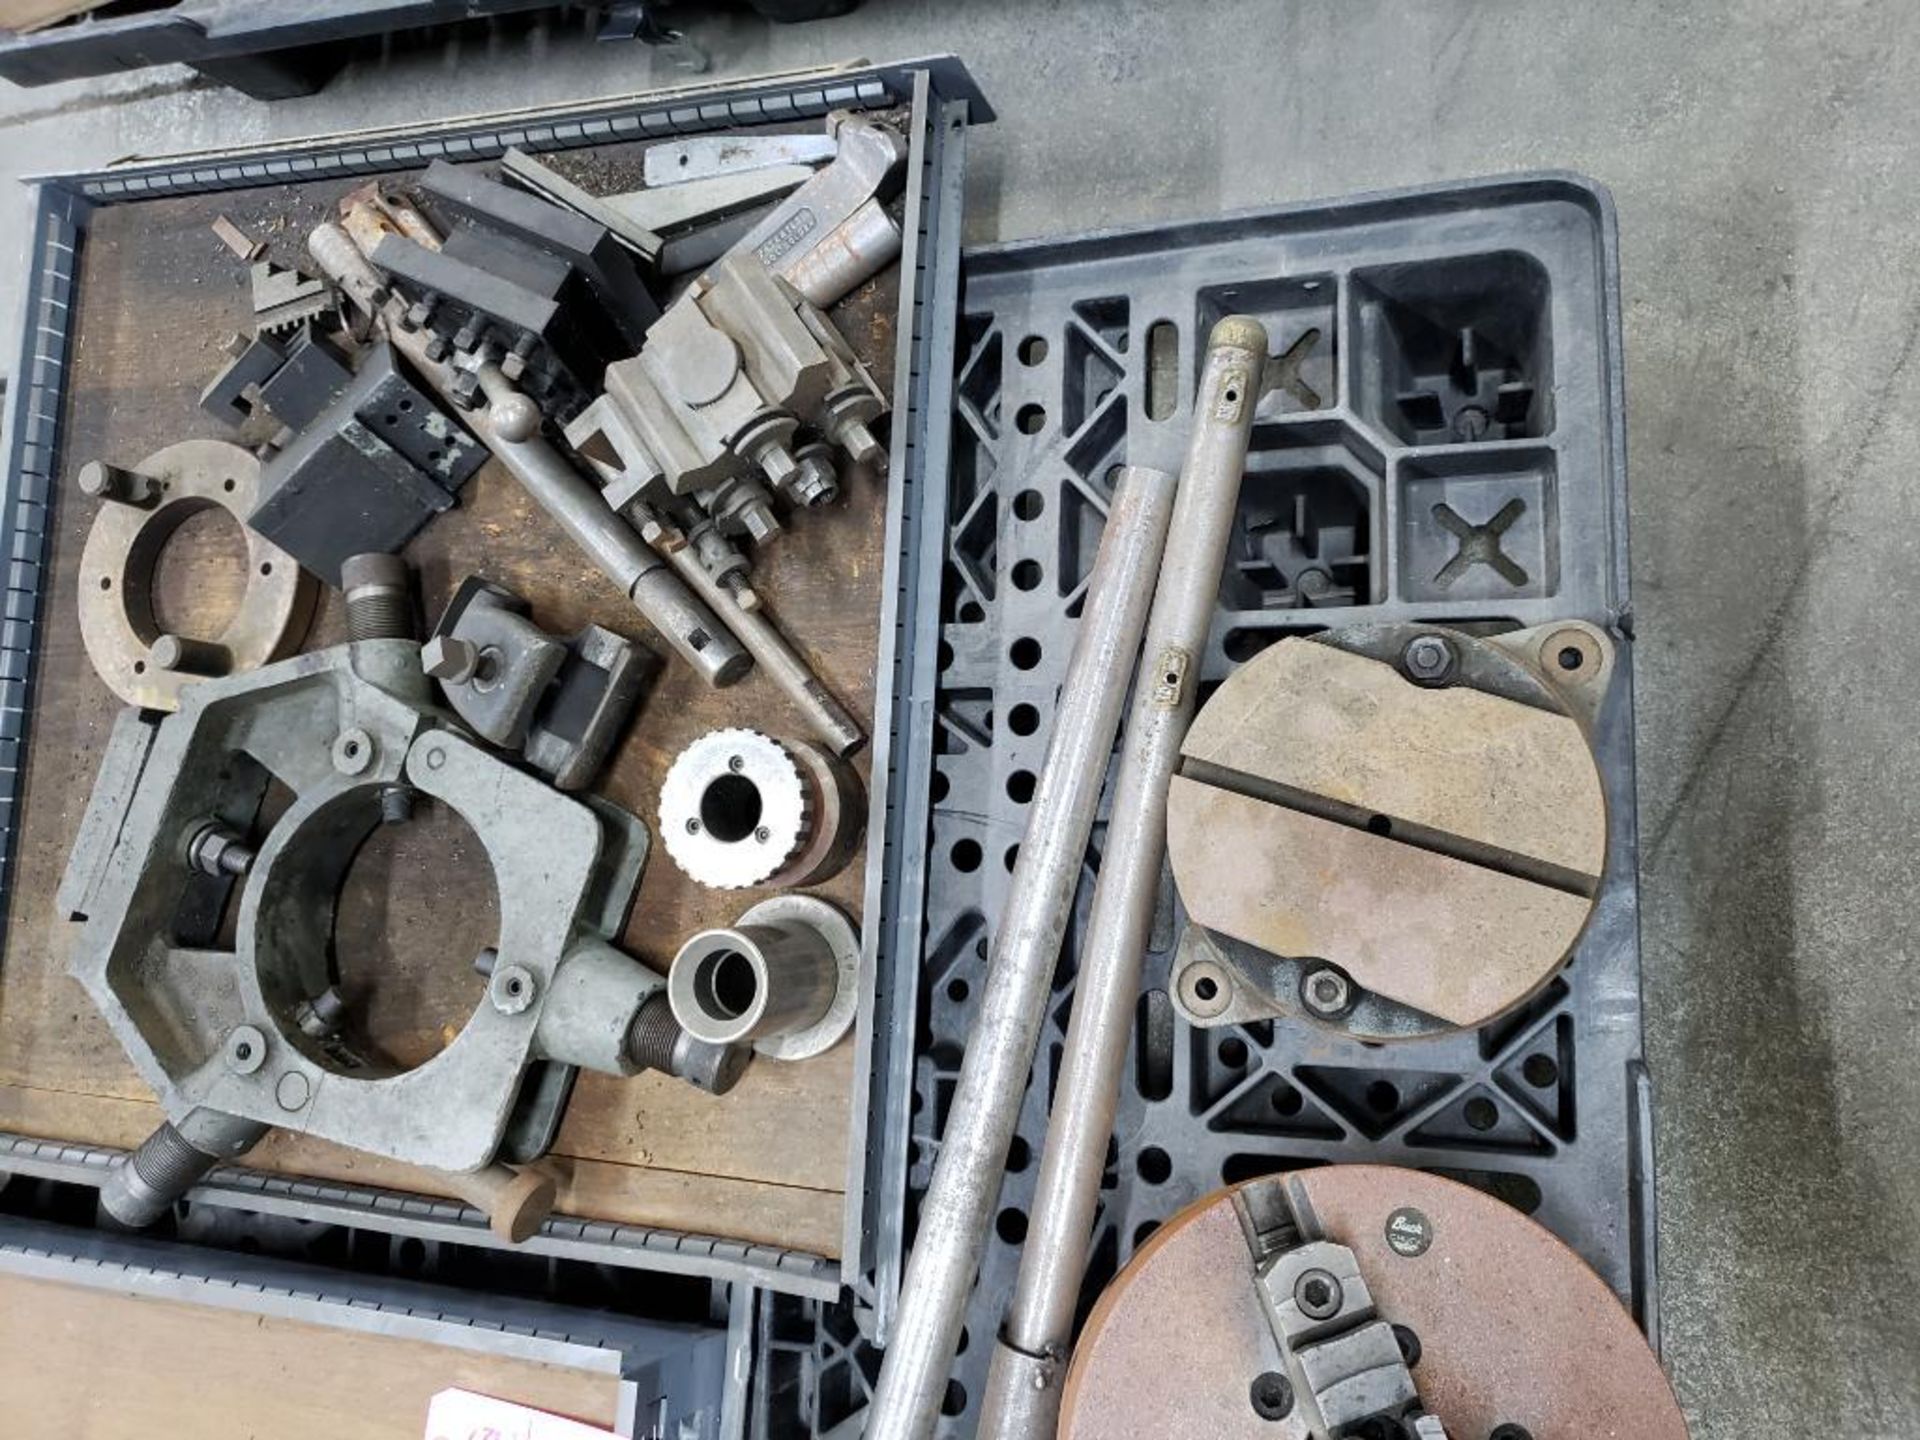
753 174 1653 1438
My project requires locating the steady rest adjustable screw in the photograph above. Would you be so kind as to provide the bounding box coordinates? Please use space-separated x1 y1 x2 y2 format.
1299 965 1354 1018
1401 634 1457 686
186 822 254 878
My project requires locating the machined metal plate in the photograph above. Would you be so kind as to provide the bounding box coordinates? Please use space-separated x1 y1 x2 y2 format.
1167 624 1609 1037
61 642 638 1174
1060 1166 1688 1439
76 439 317 712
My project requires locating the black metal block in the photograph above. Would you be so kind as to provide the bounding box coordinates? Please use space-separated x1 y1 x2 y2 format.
248 342 487 586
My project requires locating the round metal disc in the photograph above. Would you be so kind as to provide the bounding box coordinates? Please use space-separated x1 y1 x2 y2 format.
1166 624 1609 1037
76 439 317 711
1060 1166 1688 1440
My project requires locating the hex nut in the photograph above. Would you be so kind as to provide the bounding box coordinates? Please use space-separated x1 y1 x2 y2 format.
1401 634 1457 686
490 965 536 1015
1300 965 1354 1018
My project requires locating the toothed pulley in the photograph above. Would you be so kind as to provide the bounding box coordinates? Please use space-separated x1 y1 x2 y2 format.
659 727 863 890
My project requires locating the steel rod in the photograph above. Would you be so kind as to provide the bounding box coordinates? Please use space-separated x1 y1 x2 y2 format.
656 538 866 756
977 316 1268 1439
865 462 1179 1440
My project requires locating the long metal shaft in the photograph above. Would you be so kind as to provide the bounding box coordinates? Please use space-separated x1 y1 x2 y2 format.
656 537 865 756
309 220 748 688
977 317 1268 1439
865 463 1178 1440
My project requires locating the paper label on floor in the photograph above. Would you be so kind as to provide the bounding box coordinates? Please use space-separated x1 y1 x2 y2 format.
425 1387 618 1440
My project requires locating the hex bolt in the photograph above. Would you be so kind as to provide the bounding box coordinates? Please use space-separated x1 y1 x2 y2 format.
77 460 158 507
421 634 480 685
834 417 883 466
1293 1267 1344 1320
401 294 437 332
1299 965 1354 1018
340 552 414 642
740 499 780 546
1401 634 1457 686
449 368 484 410
1248 1371 1295 1421
186 822 254 878
451 321 481 354
379 784 415 825
149 633 230 678
754 441 800 491
422 333 451 362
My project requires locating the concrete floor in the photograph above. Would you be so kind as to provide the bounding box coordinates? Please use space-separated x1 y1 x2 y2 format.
2 1 1916 1434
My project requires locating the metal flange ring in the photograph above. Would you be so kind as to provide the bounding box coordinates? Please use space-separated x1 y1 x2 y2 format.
77 439 317 711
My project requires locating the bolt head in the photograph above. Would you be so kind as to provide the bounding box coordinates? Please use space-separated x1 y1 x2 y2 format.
1249 1370 1295 1421
225 1025 267 1075
1300 965 1353 1017
1293 1268 1344 1320
421 634 480 684
677 1037 750 1095
490 965 537 1016
1401 634 1457 685
740 501 781 546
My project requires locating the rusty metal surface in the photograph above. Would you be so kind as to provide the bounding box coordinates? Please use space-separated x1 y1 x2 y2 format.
1181 638 1605 876
75 438 317 712
1167 629 1608 1032
1168 782 1595 1027
1060 1166 1689 1440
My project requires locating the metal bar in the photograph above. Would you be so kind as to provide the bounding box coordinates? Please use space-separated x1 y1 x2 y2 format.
656 542 863 756
856 81 970 1322
864 462 1178 1440
977 317 1267 1439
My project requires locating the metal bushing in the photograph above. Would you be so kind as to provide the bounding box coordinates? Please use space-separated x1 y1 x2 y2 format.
659 727 862 890
77 439 317 711
667 894 859 1060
